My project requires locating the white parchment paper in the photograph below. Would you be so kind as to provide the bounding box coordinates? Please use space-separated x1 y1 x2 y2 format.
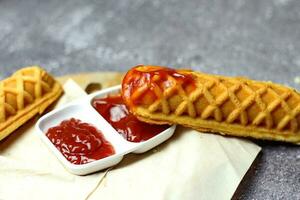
0 79 261 200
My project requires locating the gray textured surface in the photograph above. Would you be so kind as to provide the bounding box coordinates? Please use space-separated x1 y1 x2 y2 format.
0 0 300 199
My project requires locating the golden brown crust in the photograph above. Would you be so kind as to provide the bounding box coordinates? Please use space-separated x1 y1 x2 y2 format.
0 66 63 141
122 65 300 144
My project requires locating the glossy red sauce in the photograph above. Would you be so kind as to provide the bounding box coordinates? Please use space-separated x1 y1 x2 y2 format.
92 95 169 142
46 118 115 165
122 65 196 106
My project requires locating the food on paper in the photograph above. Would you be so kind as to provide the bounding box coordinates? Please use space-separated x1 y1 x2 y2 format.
122 65 300 143
0 66 62 141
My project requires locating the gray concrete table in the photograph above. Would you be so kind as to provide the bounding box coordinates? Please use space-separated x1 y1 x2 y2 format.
1 0 300 199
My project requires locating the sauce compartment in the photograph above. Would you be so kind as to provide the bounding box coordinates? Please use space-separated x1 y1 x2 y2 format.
90 86 176 153
35 85 176 175
91 86 170 143
36 104 130 175
46 118 115 165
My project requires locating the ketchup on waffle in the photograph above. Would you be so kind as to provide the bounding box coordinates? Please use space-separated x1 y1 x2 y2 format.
122 65 196 107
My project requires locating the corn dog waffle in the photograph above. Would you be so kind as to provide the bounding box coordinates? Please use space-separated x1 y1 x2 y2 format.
122 65 300 143
0 66 63 141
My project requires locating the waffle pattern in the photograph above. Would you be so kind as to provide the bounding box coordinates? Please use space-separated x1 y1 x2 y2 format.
0 66 62 140
123 66 300 143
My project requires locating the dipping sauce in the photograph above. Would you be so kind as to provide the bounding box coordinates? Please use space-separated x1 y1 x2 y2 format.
92 95 169 142
46 118 115 165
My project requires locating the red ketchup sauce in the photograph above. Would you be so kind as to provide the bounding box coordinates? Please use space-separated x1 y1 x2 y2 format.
46 118 115 165
92 95 169 142
122 65 196 107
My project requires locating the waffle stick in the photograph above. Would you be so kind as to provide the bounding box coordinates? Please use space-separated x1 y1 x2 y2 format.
0 66 63 141
122 65 300 144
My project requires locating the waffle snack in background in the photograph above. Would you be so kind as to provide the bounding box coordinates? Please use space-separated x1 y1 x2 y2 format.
122 65 300 144
0 66 63 141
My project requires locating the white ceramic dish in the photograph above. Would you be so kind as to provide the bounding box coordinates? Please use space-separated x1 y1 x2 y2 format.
35 85 176 175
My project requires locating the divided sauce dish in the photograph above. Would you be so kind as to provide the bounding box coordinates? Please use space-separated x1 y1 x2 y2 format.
35 85 176 175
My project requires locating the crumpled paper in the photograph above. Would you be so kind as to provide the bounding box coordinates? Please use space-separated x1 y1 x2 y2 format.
0 79 261 200
90 127 261 200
